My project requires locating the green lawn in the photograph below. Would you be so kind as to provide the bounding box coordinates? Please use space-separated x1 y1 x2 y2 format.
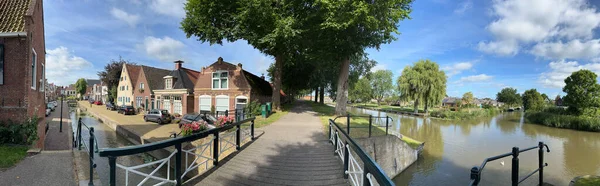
0 145 28 168
573 176 600 186
247 103 292 128
309 102 423 149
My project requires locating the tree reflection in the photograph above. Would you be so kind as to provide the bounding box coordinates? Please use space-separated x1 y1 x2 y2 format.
399 116 444 175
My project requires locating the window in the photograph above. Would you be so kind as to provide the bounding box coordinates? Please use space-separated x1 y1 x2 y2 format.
212 71 228 89
126 86 128 90
165 78 173 89
31 48 37 89
163 96 171 111
199 95 211 111
216 95 229 111
125 76 127 81
140 83 144 89
136 97 142 107
156 96 161 109
235 96 248 109
40 64 45 92
0 44 4 85
120 77 123 81
174 96 182 115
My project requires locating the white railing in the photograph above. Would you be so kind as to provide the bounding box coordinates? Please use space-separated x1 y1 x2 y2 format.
345 145 364 186
330 125 335 144
219 130 237 154
335 132 345 162
117 151 177 186
366 173 376 186
241 126 252 142
181 138 214 179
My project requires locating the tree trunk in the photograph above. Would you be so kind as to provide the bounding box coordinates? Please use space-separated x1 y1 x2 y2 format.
335 58 351 115
314 87 319 103
413 98 419 114
272 54 283 110
319 85 325 104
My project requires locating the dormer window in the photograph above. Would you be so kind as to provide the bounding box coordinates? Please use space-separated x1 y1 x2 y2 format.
165 76 173 89
212 71 228 89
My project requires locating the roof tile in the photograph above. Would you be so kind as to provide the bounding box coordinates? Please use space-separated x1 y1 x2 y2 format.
0 0 32 33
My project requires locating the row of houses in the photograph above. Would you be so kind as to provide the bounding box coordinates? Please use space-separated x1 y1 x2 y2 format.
441 97 505 108
115 57 276 115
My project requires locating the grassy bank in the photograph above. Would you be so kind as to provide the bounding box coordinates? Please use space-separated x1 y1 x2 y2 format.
351 103 426 113
309 102 422 149
430 108 502 120
0 145 28 168
525 111 600 132
252 104 292 128
572 175 600 186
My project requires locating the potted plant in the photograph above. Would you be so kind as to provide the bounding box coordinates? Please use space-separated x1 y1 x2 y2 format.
215 115 235 128
181 120 209 136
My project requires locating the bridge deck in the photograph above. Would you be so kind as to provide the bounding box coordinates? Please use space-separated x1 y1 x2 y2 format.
193 102 348 186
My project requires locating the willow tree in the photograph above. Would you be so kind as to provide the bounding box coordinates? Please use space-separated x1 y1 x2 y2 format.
315 0 413 115
398 60 446 114
181 0 319 110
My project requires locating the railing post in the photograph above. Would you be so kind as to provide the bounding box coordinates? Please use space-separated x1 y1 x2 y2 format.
236 124 241 150
346 113 350 135
213 132 219 166
175 143 182 186
108 156 116 186
78 118 82 150
328 123 332 144
89 127 95 186
363 171 369 186
334 132 338 156
250 120 255 140
511 147 519 186
538 142 544 185
343 143 349 179
470 167 480 185
385 116 389 135
225 110 228 117
368 115 372 138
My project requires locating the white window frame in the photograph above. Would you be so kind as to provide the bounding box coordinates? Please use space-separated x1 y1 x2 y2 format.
140 83 144 89
165 77 173 89
215 95 229 112
40 64 45 92
199 95 211 112
211 71 229 90
173 96 182 115
31 48 37 90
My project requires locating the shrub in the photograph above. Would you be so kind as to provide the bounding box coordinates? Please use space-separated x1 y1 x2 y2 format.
525 111 600 132
246 101 262 116
0 117 39 145
430 108 501 120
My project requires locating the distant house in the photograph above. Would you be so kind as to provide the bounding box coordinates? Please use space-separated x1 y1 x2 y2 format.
555 96 563 106
442 97 460 108
65 84 77 97
116 64 141 106
153 60 200 115
133 65 171 111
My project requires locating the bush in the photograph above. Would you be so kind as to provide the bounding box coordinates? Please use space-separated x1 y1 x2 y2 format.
525 111 600 132
246 101 262 116
0 117 39 145
430 108 501 120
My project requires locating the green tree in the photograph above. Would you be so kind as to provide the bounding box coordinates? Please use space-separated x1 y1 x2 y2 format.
349 77 372 103
522 89 545 111
370 70 394 105
97 57 133 102
75 78 87 98
563 69 600 115
398 60 446 114
462 92 474 108
496 88 521 107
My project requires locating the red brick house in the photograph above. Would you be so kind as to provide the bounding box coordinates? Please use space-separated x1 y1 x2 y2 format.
0 0 47 148
193 57 272 115
154 60 200 115
132 65 171 112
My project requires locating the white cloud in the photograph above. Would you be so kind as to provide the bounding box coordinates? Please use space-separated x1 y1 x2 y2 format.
460 74 493 82
371 64 387 72
531 39 600 59
140 36 185 62
539 60 600 88
478 0 600 58
454 0 472 14
442 61 475 76
46 47 94 86
150 0 186 18
110 8 140 27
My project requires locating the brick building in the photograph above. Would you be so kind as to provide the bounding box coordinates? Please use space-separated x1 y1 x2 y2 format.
132 65 171 111
116 64 141 106
154 60 200 115
0 0 47 148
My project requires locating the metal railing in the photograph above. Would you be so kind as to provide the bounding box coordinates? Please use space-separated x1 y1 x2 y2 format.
74 118 99 186
329 119 394 186
98 117 256 186
469 142 550 186
333 113 394 137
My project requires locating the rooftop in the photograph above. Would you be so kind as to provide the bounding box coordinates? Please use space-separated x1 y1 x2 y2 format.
0 0 32 33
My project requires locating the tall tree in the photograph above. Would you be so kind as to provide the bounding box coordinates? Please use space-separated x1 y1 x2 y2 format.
462 92 474 108
349 77 373 103
327 53 377 102
398 66 420 114
496 88 521 107
370 70 394 105
522 89 545 111
75 78 87 98
97 57 132 102
563 69 600 115
398 60 446 114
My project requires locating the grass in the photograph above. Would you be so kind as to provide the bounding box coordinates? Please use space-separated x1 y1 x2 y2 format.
0 145 28 168
351 103 427 113
249 103 292 128
573 175 600 186
525 111 600 132
308 102 423 149
429 108 502 120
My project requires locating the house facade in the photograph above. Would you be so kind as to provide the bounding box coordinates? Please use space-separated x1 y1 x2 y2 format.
192 57 272 115
133 65 171 111
154 60 200 115
116 64 140 106
64 84 76 97
92 83 108 103
0 0 47 148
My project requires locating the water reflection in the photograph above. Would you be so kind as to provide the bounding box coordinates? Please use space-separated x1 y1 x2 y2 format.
347 107 600 186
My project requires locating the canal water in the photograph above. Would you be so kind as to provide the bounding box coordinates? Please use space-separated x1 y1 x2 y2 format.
347 107 600 186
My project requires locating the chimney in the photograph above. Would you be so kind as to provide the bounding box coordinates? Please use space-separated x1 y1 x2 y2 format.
260 73 265 80
218 57 223 64
237 63 243 68
174 60 184 70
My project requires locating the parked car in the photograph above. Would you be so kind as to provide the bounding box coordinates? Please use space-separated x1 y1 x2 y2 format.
106 102 116 111
45 106 51 117
118 106 136 115
47 103 55 111
144 109 172 124
88 99 94 104
94 101 103 105
178 112 217 128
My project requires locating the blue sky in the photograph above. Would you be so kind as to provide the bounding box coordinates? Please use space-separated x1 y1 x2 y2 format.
44 0 600 99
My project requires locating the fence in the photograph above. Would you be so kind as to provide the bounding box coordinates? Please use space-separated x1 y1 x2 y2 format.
74 118 99 186
469 142 550 185
329 119 394 186
98 117 256 186
333 113 394 138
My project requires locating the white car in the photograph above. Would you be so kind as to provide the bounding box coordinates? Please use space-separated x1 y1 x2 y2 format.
45 108 51 117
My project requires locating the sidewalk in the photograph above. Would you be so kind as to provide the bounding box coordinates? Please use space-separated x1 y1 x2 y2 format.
0 101 77 186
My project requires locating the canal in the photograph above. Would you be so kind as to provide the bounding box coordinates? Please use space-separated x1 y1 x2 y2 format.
348 107 600 186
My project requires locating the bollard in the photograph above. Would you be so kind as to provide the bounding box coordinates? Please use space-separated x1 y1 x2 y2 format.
511 147 519 186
